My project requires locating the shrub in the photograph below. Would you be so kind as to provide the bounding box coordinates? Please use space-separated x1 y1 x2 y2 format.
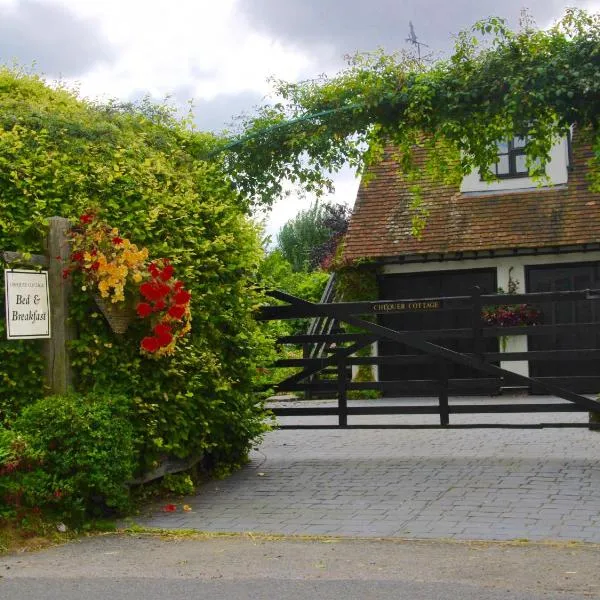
12 393 136 523
0 427 43 520
0 68 271 479
161 473 195 496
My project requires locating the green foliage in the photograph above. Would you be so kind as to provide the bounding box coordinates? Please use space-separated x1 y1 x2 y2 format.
2 393 135 523
0 68 271 485
222 9 600 213
161 473 195 496
0 427 43 520
336 263 379 303
0 303 45 424
260 249 329 301
276 202 332 272
260 248 328 332
335 263 380 398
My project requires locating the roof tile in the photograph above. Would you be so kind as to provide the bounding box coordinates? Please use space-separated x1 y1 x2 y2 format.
342 136 600 263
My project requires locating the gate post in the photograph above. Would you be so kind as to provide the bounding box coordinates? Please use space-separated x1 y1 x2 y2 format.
337 353 348 427
303 343 313 400
471 285 484 362
438 359 449 426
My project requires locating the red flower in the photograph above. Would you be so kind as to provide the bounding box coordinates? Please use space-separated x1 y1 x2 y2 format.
112 236 124 245
154 323 173 346
153 299 166 311
53 489 63 499
157 331 173 347
140 282 168 301
149 263 160 278
173 290 191 304
153 323 172 336
79 213 94 224
90 261 100 271
168 305 186 320
70 251 84 262
141 336 160 353
159 265 175 281
173 280 184 290
136 302 153 317
140 282 157 300
162 504 177 512
62 268 71 279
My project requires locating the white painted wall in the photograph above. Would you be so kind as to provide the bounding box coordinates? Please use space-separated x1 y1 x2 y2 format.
382 252 600 276
380 251 600 381
460 136 569 194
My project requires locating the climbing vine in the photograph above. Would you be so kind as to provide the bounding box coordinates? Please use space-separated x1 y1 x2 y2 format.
221 9 600 215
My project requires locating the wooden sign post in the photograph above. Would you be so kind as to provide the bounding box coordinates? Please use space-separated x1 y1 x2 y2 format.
3 216 73 395
44 217 73 394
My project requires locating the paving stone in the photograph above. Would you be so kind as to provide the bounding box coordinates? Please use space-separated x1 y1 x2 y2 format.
131 397 600 543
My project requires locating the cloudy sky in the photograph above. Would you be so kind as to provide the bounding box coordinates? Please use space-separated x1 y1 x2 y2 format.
1 0 598 238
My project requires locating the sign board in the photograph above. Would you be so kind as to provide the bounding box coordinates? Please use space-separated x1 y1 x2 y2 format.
4 269 51 339
370 300 442 314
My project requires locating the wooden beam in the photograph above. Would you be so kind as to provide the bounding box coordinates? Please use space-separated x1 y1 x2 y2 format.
2 251 48 268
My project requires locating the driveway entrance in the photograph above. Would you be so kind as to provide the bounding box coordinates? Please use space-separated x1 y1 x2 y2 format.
134 398 600 543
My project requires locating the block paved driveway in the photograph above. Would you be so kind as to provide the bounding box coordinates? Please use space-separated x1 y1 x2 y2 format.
133 397 600 542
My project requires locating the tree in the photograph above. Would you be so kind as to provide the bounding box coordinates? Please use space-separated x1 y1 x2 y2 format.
276 201 351 271
218 9 600 217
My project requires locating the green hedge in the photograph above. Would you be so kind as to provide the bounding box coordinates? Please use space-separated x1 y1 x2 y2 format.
0 68 271 490
4 393 135 522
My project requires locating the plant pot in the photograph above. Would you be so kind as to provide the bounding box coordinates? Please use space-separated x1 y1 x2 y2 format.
94 295 135 334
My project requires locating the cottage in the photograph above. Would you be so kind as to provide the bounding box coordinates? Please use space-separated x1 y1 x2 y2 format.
342 130 600 393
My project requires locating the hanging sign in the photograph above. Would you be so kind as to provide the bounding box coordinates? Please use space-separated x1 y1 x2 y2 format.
4 269 51 339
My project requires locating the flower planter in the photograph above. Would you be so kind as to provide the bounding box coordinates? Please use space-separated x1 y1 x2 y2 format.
94 295 134 334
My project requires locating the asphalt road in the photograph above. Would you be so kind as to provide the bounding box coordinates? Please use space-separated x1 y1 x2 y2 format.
2 534 599 600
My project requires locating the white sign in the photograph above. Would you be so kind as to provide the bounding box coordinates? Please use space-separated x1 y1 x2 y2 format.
4 269 51 339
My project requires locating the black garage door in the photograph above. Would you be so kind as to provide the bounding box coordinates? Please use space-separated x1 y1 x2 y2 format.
378 268 498 394
526 261 600 392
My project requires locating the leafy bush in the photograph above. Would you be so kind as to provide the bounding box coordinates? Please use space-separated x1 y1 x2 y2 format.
0 427 43 520
161 473 195 496
0 68 271 480
12 393 135 523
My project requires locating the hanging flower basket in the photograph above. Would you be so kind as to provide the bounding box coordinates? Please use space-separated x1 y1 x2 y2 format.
481 304 542 327
64 211 192 354
94 294 135 334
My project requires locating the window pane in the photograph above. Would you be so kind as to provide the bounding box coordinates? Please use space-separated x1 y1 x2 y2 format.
496 140 508 153
515 154 528 173
496 155 509 175
513 136 527 148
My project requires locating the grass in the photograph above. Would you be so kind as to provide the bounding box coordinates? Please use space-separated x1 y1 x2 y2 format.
0 515 117 556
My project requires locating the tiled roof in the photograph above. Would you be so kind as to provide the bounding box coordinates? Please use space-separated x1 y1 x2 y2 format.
342 136 600 263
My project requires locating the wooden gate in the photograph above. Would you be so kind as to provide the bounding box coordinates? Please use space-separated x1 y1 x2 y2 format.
258 287 600 429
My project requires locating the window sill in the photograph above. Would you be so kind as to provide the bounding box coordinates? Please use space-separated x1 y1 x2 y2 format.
460 184 567 197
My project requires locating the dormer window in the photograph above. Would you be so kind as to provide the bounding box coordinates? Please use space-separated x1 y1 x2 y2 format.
492 136 528 178
461 133 569 194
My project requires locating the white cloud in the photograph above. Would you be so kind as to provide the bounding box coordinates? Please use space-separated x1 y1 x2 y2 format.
261 166 360 244
2 0 597 234
50 0 314 104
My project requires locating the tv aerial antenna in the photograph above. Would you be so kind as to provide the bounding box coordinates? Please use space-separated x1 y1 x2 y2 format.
406 21 429 60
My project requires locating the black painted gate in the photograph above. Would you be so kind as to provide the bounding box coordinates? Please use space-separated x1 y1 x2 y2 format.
258 287 600 429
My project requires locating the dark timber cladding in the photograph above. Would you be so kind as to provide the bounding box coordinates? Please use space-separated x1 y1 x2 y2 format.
527 261 600 392
378 269 498 395
258 288 600 429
